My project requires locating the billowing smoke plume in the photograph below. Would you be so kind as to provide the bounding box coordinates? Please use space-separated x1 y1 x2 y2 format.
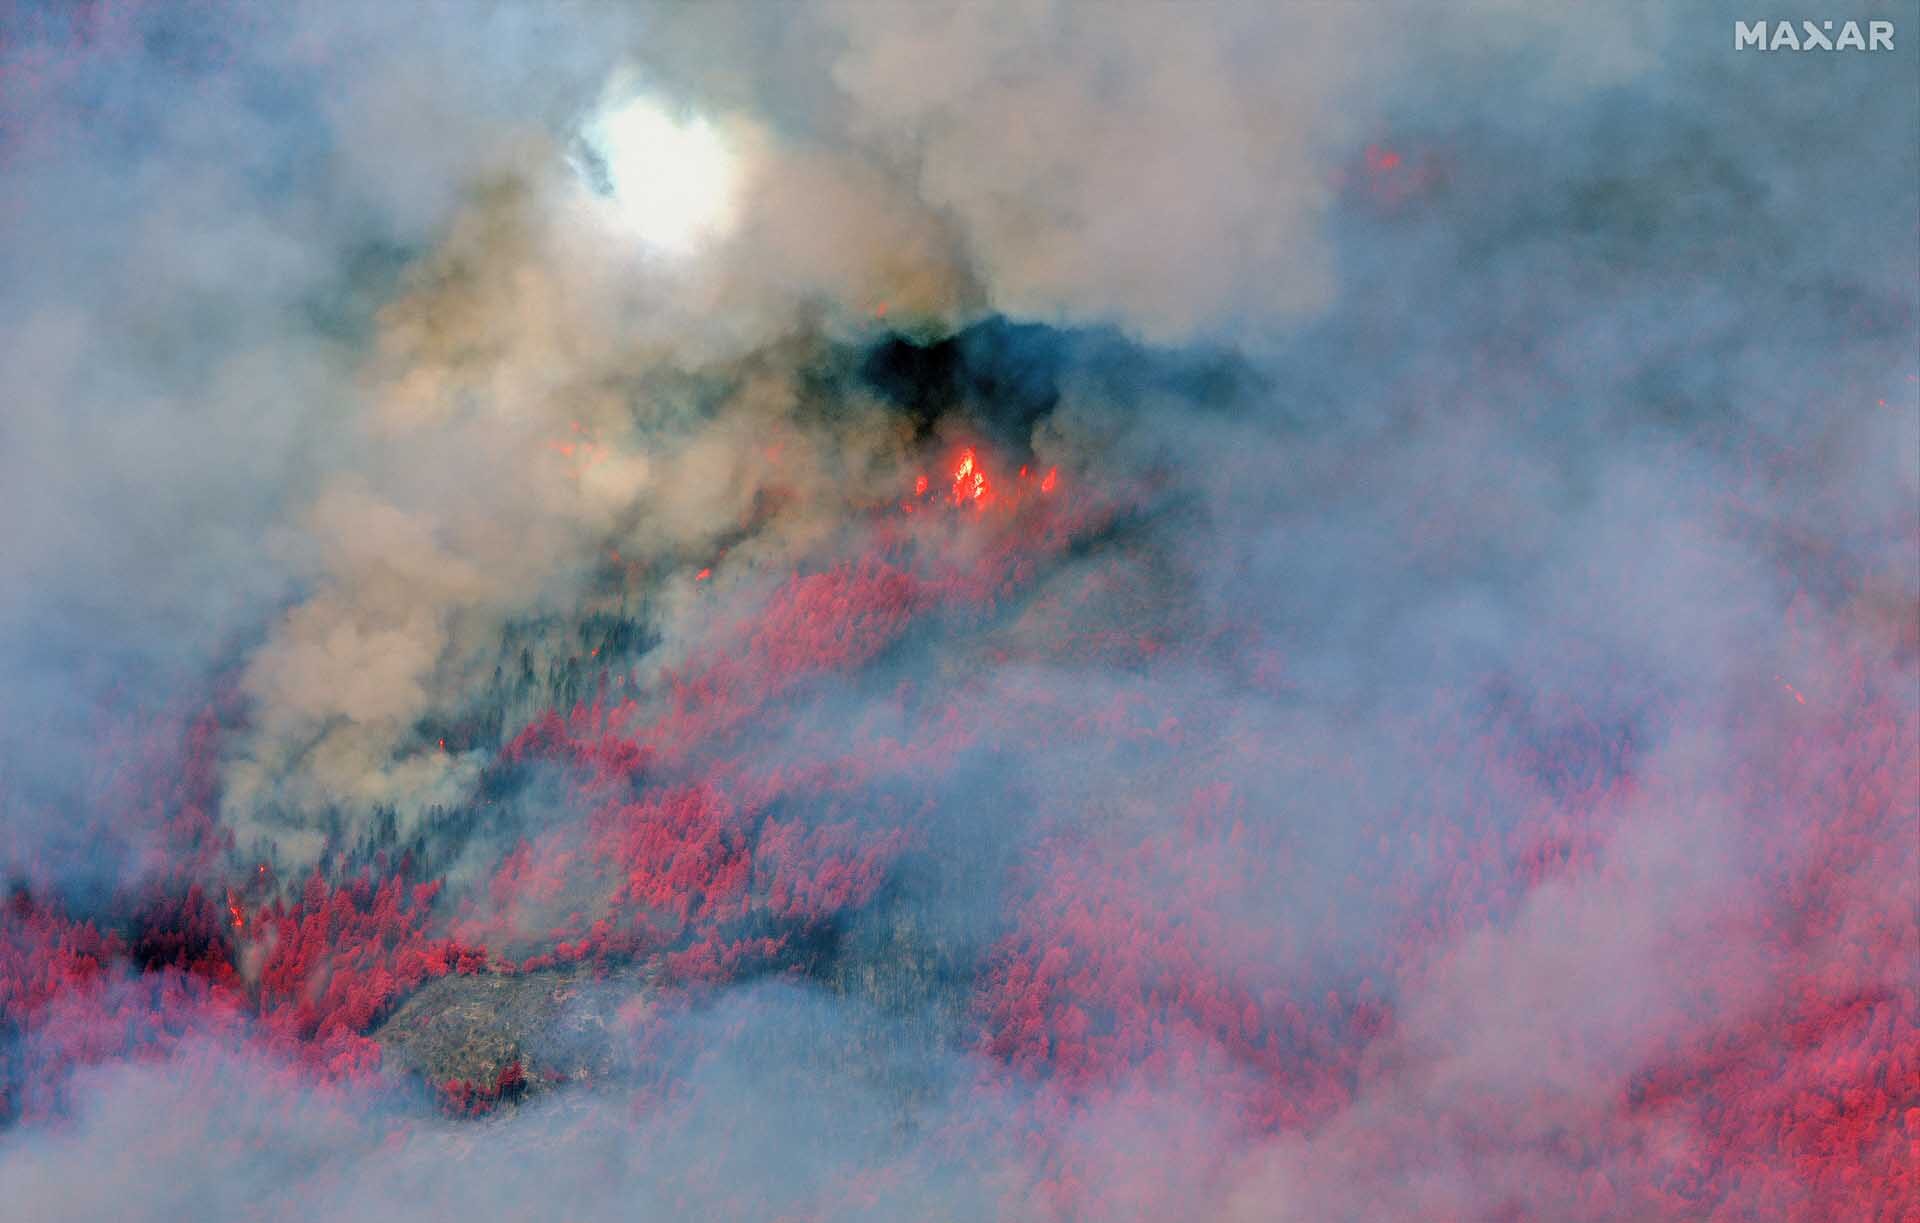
1 1 1914 1220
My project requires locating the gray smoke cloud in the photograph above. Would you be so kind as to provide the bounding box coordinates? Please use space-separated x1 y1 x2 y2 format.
0 0 1914 1219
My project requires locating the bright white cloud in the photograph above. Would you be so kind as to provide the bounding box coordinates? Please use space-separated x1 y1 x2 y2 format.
578 95 740 254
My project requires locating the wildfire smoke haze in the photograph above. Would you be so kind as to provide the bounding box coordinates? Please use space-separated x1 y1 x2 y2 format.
0 2 1915 1220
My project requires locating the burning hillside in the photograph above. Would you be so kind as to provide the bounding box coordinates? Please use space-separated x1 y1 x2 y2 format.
1 2 1916 1221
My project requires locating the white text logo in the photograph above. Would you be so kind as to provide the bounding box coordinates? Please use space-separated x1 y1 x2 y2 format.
1735 20 1894 50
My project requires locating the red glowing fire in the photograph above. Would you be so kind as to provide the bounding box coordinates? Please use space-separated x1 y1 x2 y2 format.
547 421 606 468
952 448 989 507
0 436 1907 1222
902 449 1059 516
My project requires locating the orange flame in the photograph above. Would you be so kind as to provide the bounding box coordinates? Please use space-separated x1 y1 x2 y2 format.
902 450 1057 513
952 449 989 507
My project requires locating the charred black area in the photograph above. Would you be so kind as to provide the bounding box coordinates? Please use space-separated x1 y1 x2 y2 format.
859 317 1070 451
856 315 1261 455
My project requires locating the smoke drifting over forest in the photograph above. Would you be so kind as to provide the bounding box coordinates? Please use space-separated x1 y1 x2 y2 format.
1 2 1915 1219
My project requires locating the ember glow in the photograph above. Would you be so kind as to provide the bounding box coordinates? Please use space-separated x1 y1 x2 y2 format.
0 4 1914 1222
